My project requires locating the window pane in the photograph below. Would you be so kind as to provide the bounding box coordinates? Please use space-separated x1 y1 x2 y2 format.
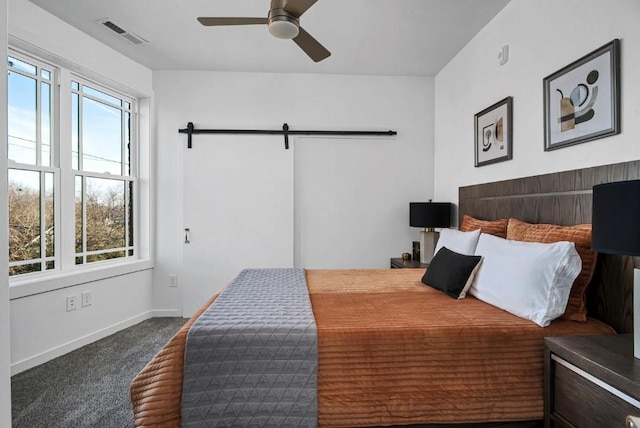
87 251 125 263
45 172 55 258
8 169 41 263
10 263 42 276
41 82 51 167
8 56 36 75
82 98 122 174
41 69 51 80
75 176 83 254
7 71 37 164
71 81 79 91
85 177 126 252
82 85 122 107
72 93 79 170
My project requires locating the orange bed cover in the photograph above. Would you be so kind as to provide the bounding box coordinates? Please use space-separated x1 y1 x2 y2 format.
130 269 614 427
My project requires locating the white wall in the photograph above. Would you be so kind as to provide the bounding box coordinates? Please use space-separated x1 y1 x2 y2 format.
434 0 640 211
10 271 153 373
153 71 434 313
8 0 155 374
1 0 11 423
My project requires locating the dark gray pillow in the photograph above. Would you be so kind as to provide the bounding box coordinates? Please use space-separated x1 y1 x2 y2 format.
421 246 483 299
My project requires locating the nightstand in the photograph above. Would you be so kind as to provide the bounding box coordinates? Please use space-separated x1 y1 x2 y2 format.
544 334 640 428
389 258 428 269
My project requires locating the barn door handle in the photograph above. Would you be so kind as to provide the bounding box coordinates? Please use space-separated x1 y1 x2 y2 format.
184 228 190 244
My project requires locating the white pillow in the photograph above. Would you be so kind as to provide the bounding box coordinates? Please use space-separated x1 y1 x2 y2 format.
469 233 581 327
434 228 481 256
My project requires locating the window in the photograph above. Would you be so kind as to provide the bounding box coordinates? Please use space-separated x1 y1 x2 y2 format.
7 54 56 276
72 80 135 266
7 50 138 278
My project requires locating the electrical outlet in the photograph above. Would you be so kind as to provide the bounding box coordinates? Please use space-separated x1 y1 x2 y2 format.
169 274 178 287
82 291 92 307
66 295 78 312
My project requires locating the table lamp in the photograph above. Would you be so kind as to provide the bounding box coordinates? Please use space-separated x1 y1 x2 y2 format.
410 201 452 264
592 180 640 359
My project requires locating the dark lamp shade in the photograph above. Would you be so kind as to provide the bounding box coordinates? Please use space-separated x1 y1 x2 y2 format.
410 202 452 228
592 180 640 256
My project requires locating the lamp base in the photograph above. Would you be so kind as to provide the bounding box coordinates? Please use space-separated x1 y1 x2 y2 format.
419 230 440 264
635 269 640 359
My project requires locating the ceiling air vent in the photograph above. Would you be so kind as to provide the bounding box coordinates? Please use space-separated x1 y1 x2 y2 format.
97 19 148 45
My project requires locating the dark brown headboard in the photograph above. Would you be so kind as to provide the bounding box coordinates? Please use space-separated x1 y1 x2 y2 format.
458 160 640 333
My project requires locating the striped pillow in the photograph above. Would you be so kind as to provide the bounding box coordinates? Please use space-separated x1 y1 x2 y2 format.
460 215 508 238
506 218 596 322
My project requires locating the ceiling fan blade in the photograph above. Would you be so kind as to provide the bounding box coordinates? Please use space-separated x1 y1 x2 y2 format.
283 0 317 18
293 27 330 62
197 17 268 26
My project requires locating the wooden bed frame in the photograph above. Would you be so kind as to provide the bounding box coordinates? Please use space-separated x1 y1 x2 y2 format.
458 159 640 335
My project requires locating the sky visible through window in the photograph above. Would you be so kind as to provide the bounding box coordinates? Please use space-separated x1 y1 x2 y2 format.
80 97 123 174
72 82 129 175
8 64 39 166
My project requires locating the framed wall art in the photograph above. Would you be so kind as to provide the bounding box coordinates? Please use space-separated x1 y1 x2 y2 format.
543 39 620 151
474 96 513 167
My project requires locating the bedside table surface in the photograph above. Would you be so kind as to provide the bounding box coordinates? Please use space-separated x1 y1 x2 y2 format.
546 334 640 399
390 258 428 269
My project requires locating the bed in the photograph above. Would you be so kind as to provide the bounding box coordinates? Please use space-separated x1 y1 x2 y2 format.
131 160 639 427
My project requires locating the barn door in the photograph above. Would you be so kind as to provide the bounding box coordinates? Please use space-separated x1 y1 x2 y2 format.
294 136 400 269
181 136 294 316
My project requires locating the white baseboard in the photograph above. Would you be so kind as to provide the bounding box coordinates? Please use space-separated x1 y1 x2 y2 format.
151 309 183 317
11 311 153 375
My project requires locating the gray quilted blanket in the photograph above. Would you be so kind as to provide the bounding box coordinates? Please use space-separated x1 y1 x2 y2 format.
181 268 318 427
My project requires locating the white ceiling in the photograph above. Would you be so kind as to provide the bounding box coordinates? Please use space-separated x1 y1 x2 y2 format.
27 0 510 76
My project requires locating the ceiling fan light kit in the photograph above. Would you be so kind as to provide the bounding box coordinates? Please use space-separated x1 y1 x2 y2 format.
198 0 330 62
268 17 299 39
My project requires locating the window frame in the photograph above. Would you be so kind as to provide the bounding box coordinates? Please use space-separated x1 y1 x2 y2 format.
7 47 148 291
7 51 60 277
70 75 138 267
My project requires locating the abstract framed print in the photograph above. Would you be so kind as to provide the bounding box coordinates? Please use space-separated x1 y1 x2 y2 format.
474 96 513 167
543 39 620 151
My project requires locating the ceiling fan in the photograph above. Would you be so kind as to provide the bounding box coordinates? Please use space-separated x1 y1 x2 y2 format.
197 0 331 62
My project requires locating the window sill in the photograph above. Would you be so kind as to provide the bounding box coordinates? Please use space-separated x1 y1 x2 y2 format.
9 259 154 300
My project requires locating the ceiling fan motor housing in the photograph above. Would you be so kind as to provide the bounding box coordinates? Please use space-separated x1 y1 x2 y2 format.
267 4 300 39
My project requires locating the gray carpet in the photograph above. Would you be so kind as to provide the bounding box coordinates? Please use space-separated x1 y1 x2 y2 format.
11 317 186 428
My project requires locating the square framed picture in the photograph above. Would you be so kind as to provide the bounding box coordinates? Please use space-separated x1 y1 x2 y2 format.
474 96 513 167
543 39 620 151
